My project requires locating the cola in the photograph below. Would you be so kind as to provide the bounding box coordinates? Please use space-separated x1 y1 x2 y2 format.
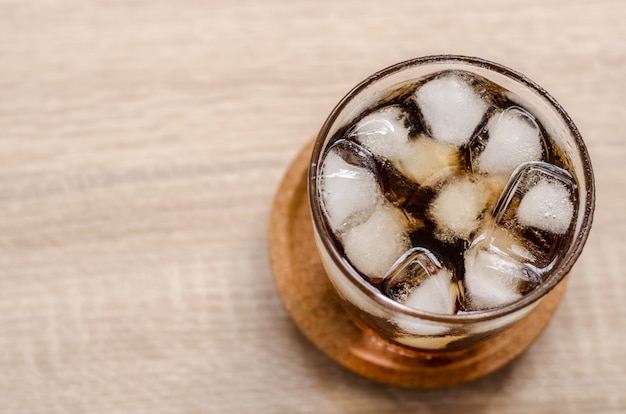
318 70 577 313
309 56 594 351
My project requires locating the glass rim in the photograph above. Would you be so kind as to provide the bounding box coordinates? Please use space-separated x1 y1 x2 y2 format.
308 54 595 324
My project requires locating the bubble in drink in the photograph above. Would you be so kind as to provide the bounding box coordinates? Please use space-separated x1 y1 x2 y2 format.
315 68 581 315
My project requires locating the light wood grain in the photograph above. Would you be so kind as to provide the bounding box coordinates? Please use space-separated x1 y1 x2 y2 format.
0 1 624 413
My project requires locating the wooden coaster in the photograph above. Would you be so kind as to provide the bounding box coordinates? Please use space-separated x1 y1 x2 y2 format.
268 140 567 388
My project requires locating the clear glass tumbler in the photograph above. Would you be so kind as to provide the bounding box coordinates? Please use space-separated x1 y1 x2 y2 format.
308 55 595 352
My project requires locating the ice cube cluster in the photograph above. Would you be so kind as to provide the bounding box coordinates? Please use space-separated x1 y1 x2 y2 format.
317 70 578 315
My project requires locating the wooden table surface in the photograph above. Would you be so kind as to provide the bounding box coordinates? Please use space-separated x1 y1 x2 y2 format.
0 1 624 413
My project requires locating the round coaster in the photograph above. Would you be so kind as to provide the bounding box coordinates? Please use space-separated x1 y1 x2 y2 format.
268 140 567 388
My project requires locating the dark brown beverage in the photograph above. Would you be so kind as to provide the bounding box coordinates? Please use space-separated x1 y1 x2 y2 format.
309 56 594 351
317 69 577 315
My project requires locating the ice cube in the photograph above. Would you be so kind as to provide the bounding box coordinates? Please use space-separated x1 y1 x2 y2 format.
414 73 489 147
486 225 536 264
404 271 456 314
396 134 459 186
517 179 574 235
351 105 411 161
464 247 528 310
341 203 410 280
383 247 458 314
429 177 491 242
489 162 577 271
319 140 382 232
476 107 544 176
